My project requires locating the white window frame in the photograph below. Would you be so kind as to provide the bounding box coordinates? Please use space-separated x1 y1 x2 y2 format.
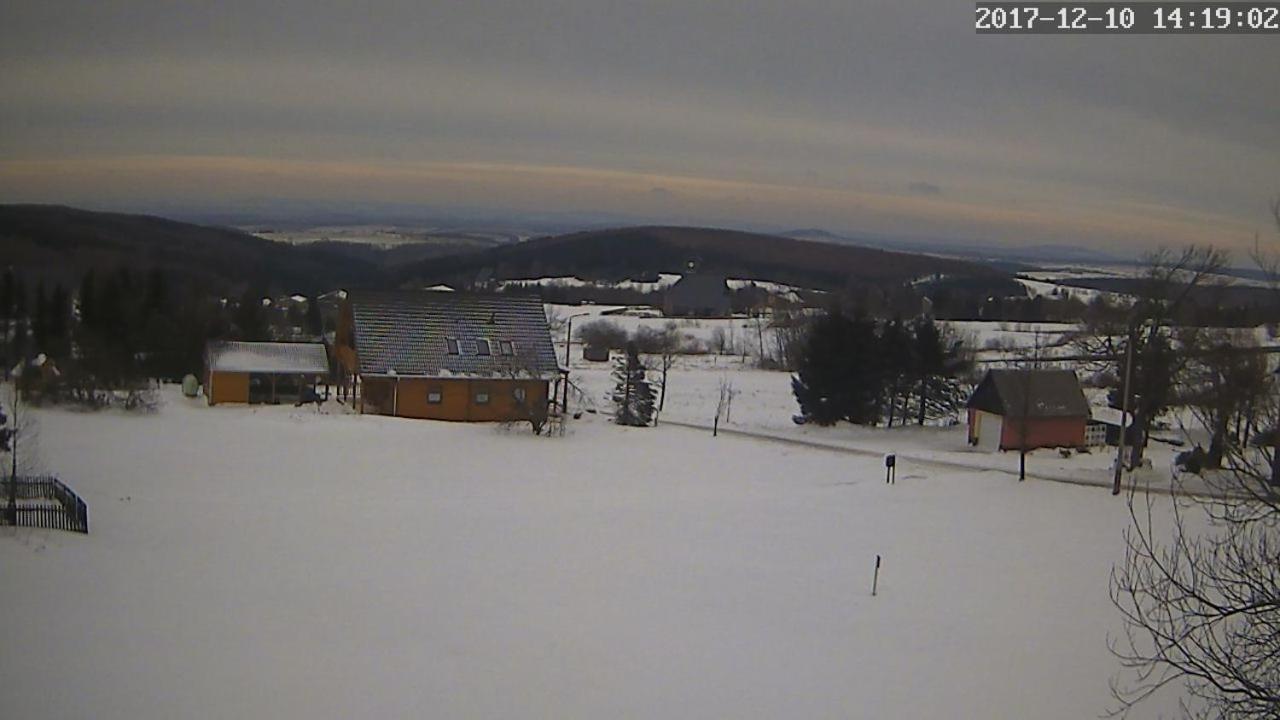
476 338 491 356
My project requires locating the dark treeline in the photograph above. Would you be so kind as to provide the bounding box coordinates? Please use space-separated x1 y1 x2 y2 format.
1 265 301 408
791 309 972 427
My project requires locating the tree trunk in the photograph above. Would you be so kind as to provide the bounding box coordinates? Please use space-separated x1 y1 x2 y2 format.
659 362 669 412
1128 421 1147 469
917 375 928 426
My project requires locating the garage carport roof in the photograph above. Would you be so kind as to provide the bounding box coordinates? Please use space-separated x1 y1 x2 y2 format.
206 341 329 375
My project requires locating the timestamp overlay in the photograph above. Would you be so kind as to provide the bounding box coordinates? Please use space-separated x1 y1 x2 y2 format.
976 2 1280 33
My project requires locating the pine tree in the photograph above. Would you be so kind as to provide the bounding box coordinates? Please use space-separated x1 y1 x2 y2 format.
880 317 911 426
78 270 96 329
234 287 269 341
32 280 48 350
0 269 12 371
912 316 946 425
612 342 655 426
11 273 27 364
791 309 884 425
305 299 323 337
1 401 11 524
144 268 168 315
47 285 71 358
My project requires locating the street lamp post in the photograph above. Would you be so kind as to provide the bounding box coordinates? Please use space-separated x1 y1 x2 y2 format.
561 312 590 414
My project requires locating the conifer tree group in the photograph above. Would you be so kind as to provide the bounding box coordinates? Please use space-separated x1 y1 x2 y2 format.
792 309 966 427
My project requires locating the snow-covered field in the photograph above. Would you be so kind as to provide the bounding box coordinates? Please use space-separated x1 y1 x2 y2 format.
0 385 1188 718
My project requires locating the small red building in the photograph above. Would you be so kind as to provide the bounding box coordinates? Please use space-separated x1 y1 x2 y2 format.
966 369 1089 452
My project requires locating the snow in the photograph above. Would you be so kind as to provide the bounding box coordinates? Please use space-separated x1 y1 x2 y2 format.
506 275 808 302
499 273 683 293
0 382 1192 718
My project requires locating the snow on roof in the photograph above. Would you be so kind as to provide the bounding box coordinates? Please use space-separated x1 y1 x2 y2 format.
206 341 329 375
1088 406 1133 427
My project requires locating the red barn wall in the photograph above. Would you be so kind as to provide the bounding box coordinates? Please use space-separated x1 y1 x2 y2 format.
999 416 1086 451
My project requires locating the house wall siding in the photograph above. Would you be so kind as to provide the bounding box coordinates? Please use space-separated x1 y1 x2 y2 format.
207 371 250 405
363 377 549 422
998 416 1086 451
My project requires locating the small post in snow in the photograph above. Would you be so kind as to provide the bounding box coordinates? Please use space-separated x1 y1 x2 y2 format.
871 554 882 596
884 454 896 484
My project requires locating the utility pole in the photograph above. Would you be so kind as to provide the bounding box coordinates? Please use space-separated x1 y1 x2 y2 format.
1112 328 1136 495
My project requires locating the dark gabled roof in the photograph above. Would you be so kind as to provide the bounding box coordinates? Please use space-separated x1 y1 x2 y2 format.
666 273 730 309
206 341 329 375
348 291 560 379
966 369 1089 419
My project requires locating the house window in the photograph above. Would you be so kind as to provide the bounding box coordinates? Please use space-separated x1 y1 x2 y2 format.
513 387 527 403
427 388 443 404
445 337 459 355
475 390 490 404
476 339 491 356
499 339 514 356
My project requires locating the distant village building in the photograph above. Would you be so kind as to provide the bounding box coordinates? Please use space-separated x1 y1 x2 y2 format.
335 291 560 423
1086 406 1148 448
205 341 330 405
966 369 1089 451
663 273 731 317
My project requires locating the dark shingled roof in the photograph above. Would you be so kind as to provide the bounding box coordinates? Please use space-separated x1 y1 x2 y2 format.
966 369 1089 419
665 273 731 314
349 291 560 378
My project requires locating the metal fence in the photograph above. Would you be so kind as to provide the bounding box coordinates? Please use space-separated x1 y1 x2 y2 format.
1 476 89 534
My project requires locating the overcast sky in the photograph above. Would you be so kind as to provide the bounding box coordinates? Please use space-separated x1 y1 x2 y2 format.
1 1 1276 253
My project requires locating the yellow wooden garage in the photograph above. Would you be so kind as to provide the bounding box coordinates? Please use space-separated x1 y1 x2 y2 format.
204 341 330 406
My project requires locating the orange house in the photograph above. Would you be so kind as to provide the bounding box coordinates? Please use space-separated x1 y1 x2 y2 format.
966 369 1089 452
335 291 561 426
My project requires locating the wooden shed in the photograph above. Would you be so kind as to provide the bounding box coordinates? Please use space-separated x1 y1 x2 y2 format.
205 341 330 406
334 291 561 424
966 369 1089 452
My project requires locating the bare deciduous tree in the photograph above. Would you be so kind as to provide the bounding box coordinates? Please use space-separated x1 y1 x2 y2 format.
1109 202 1280 719
1074 246 1228 470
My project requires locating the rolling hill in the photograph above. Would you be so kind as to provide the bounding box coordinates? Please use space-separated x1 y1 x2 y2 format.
400 225 1003 291
0 207 1010 302
0 204 387 294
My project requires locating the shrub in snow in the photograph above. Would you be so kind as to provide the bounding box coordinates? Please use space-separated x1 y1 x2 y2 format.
577 320 629 350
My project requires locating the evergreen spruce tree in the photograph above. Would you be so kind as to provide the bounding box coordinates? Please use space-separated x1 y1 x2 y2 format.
234 287 269 341
305 299 323 337
880 317 911 426
612 341 655 426
792 309 884 425
11 273 28 364
0 269 12 371
78 270 96 330
912 316 946 425
32 280 48 350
